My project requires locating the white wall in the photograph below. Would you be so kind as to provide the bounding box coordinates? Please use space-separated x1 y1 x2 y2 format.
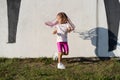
0 0 115 58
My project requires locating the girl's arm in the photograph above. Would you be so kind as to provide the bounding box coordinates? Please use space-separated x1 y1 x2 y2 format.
67 27 72 33
67 17 75 31
45 20 58 27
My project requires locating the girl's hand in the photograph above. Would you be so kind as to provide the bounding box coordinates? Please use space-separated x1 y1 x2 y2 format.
70 27 75 31
52 30 57 34
67 27 72 33
67 27 75 33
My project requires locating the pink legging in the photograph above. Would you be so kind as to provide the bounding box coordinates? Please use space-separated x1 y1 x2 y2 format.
57 42 69 54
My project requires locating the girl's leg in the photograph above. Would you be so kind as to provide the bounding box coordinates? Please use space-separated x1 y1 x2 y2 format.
57 42 63 63
58 52 63 63
63 42 69 55
57 42 66 69
58 42 69 63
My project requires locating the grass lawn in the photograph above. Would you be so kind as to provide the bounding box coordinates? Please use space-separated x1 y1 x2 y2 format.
0 57 120 80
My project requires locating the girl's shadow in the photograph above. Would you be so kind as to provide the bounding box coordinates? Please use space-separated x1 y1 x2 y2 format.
73 27 115 60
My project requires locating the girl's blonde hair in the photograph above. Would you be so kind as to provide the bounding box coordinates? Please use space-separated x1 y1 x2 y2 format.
57 12 68 24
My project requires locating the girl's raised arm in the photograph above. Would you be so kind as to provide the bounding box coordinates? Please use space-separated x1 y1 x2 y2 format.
67 17 75 30
45 19 58 27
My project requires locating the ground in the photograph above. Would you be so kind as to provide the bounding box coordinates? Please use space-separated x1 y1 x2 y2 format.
0 57 120 80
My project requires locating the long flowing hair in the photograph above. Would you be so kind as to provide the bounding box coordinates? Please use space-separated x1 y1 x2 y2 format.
57 12 68 24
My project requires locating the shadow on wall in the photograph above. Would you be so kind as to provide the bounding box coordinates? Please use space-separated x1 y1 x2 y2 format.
74 27 115 60
7 0 21 43
104 0 120 51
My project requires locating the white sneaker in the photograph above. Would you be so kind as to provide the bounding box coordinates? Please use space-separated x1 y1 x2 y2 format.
53 52 58 60
57 63 66 69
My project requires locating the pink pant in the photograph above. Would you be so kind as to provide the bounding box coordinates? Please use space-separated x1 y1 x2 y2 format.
57 42 69 54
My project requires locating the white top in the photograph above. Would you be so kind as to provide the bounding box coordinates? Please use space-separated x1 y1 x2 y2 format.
55 23 70 42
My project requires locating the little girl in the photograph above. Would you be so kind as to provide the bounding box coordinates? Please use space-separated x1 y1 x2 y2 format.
45 12 75 69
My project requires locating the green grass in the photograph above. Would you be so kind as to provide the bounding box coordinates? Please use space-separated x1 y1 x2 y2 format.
0 57 120 80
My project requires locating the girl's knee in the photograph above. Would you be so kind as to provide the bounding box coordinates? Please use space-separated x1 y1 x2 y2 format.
58 52 62 55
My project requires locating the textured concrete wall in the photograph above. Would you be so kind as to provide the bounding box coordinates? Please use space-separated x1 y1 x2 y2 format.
0 0 119 58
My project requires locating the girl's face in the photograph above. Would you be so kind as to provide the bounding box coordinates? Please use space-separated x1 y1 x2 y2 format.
56 15 62 24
